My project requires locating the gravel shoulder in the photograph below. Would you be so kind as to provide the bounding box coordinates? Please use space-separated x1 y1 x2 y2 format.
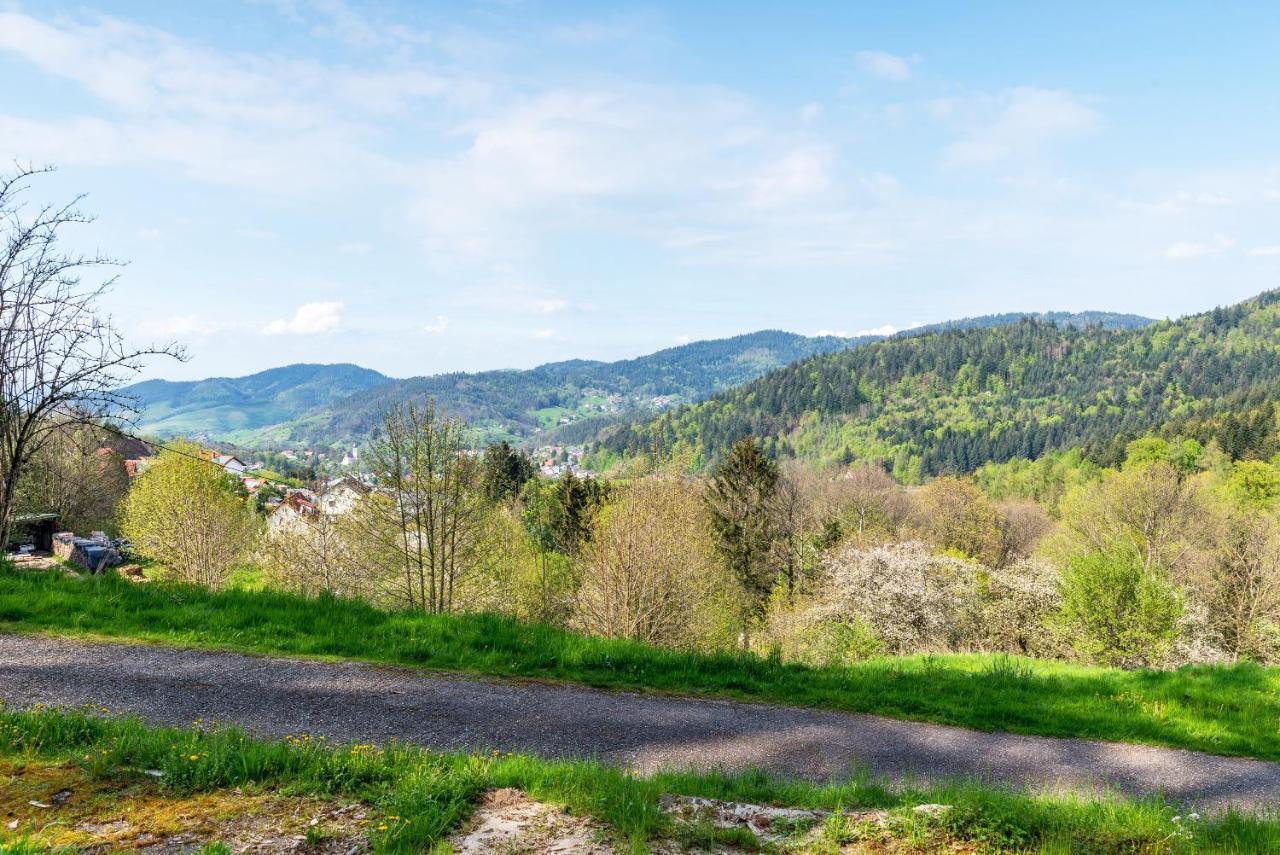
2 633 1278 812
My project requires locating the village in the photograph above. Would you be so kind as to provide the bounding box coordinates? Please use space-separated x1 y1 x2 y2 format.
4 433 597 578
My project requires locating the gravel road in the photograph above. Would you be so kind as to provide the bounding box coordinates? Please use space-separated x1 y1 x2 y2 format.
2 633 1277 811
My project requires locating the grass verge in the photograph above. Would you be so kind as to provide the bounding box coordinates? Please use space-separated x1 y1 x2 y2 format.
2 566 1279 762
2 705 1279 853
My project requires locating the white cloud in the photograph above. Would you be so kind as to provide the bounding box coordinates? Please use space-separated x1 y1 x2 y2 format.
748 146 832 208
852 321 924 337
0 11 452 193
1164 234 1235 260
1249 245 1280 257
337 241 373 255
813 329 849 337
261 301 344 335
529 298 567 314
423 315 449 334
533 328 556 339
799 102 823 122
855 50 915 82
137 227 161 239
940 87 1101 166
549 16 642 46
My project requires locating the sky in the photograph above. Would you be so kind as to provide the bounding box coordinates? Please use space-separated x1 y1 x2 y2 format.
1 1 1278 381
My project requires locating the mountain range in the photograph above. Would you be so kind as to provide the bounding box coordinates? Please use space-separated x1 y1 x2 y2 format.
125 310 1153 449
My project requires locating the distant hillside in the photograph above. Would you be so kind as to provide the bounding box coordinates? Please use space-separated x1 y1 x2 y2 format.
268 330 876 446
590 295 1277 479
126 310 1154 448
126 363 390 440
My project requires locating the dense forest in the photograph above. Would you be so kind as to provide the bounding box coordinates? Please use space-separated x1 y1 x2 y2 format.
590 291 1280 479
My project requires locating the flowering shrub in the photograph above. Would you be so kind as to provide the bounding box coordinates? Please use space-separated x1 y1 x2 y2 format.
772 542 1063 659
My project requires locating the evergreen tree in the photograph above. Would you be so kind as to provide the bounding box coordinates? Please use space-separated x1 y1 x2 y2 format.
705 437 781 622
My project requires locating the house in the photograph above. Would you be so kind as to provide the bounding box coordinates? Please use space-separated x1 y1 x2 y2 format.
318 477 369 516
267 491 319 535
211 454 249 475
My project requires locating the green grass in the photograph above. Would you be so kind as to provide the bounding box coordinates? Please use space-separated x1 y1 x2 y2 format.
2 705 1278 853
3 566 1280 763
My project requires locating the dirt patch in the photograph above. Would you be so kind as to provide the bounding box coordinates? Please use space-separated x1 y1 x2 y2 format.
448 787 620 854
0 760 370 853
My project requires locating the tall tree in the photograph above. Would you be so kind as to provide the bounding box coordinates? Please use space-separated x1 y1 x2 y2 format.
705 437 781 618
0 167 181 547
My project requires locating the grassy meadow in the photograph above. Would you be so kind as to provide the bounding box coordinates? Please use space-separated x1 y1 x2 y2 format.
2 566 1279 763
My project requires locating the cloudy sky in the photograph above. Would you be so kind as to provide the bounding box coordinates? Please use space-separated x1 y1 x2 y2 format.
2 1 1278 380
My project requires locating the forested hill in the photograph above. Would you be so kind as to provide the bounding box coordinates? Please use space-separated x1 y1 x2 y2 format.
278 329 870 445
590 292 1280 479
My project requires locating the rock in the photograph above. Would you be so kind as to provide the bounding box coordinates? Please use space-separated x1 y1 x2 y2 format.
660 794 831 844
912 803 951 818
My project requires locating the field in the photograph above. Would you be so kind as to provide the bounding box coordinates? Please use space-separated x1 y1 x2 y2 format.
2 566 1279 763
2 704 1279 853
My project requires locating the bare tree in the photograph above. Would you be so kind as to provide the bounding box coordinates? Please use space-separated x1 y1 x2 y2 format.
0 166 181 546
15 420 130 534
1203 510 1280 661
832 463 905 545
365 401 485 613
576 477 737 648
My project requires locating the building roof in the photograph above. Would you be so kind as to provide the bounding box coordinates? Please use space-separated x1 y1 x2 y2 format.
271 491 317 516
325 476 370 496
12 513 59 524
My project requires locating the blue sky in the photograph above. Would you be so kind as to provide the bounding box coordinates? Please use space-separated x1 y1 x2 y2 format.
1 1 1278 380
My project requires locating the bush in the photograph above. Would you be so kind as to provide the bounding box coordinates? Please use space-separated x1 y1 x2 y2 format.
1054 550 1184 668
768 544 1064 660
978 559 1062 657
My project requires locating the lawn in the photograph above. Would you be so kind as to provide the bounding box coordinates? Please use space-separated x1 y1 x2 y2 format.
2 704 1278 853
2 565 1279 763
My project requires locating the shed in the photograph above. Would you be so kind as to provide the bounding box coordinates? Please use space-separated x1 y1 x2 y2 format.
8 513 59 552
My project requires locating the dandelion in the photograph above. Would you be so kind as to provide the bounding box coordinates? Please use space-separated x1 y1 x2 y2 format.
189 754 200 761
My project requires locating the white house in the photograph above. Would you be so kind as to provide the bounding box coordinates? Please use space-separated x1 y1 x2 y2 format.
318 477 370 516
211 454 249 475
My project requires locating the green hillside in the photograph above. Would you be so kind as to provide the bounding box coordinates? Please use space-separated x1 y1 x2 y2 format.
590 293 1279 478
125 363 390 439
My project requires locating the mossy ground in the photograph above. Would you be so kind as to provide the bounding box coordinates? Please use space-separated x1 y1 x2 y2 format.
0 758 370 852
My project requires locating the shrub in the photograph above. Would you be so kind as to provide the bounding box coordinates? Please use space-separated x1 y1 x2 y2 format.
803 542 983 655
1053 550 1183 668
978 558 1062 657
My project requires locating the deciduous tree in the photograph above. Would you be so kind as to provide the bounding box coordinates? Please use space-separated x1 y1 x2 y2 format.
119 442 259 588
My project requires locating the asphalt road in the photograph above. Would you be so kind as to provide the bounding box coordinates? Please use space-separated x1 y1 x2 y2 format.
2 633 1278 811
